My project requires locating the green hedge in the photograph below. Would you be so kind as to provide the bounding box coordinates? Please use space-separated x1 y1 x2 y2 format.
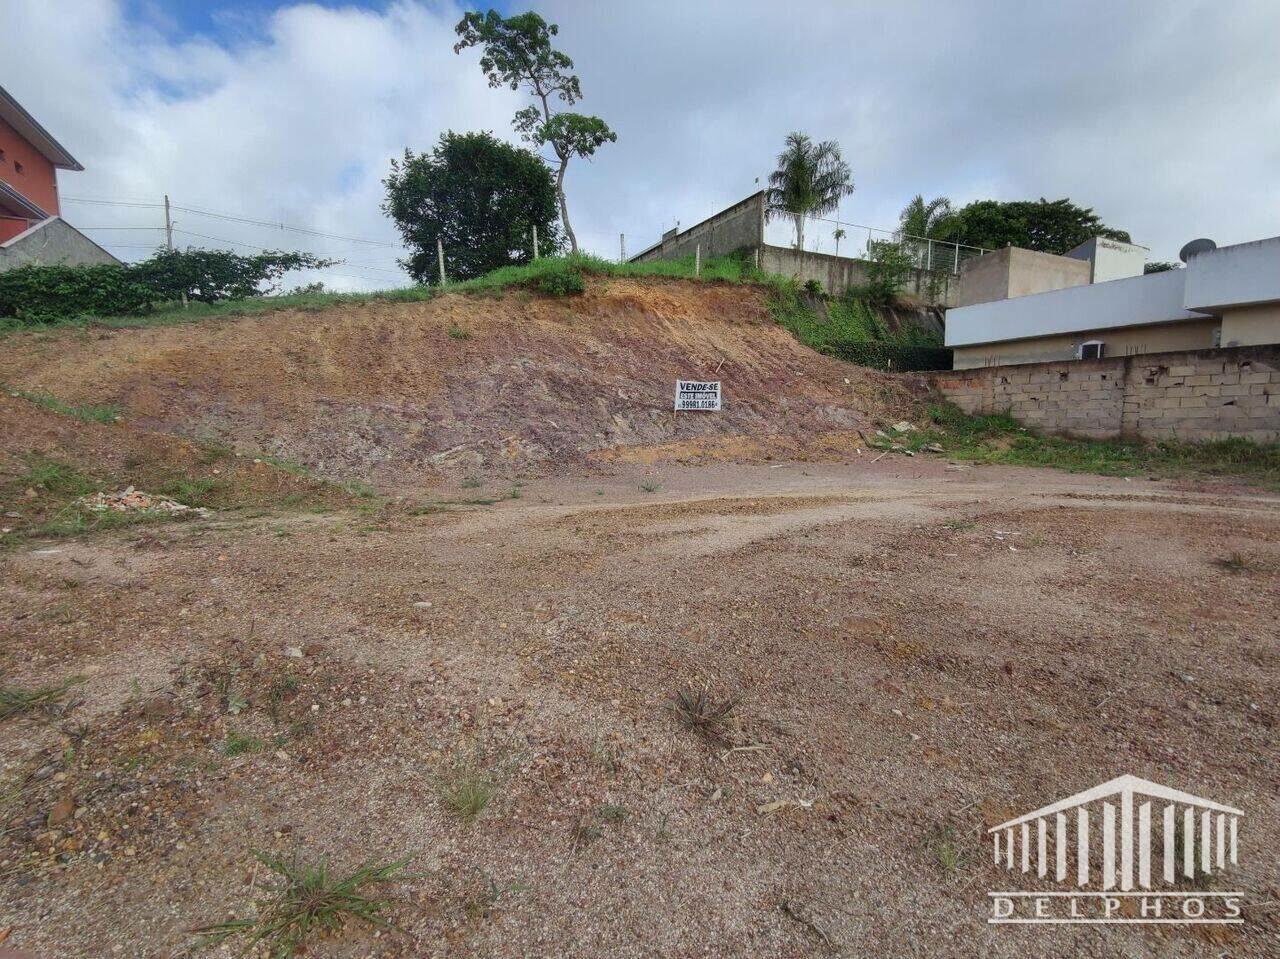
823 340 954 372
0 249 336 325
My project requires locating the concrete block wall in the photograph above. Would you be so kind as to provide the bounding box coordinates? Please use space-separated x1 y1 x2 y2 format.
931 346 1280 443
631 192 765 264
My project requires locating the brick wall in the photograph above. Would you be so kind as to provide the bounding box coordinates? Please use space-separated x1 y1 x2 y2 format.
931 346 1280 442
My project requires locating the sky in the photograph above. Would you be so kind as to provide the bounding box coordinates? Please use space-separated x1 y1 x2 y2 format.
4 0 1279 290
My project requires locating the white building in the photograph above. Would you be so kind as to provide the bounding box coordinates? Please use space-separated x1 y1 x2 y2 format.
946 236 1280 369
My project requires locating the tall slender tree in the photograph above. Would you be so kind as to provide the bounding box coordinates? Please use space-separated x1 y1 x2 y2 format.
454 10 615 254
765 133 854 252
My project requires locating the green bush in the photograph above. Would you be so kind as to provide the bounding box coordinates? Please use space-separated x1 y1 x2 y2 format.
537 265 585 296
0 264 154 323
862 240 915 307
0 249 336 325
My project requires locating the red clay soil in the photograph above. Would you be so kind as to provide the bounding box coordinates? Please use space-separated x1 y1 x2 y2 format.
0 279 928 486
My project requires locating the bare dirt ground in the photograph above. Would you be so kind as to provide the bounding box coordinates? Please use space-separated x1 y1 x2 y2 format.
2 459 1277 958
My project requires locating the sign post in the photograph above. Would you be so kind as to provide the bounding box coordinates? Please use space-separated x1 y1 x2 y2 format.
674 380 722 411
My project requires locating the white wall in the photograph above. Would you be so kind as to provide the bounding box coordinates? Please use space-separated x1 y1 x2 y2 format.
946 269 1199 348
1182 236 1280 311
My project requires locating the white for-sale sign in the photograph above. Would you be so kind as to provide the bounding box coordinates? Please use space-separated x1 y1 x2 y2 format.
674 380 722 411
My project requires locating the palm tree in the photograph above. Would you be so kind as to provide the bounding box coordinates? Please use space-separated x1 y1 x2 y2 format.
899 195 956 241
766 133 854 253
833 227 846 257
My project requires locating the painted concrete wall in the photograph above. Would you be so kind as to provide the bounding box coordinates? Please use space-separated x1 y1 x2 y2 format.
633 191 955 305
947 269 1200 349
632 192 765 263
1221 303 1280 347
0 114 59 215
954 247 1091 308
759 245 957 305
1065 236 1148 282
952 317 1220 370
933 346 1279 442
0 217 120 272
1183 236 1280 311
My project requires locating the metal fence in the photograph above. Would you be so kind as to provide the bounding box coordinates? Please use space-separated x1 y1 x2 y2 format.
762 212 987 275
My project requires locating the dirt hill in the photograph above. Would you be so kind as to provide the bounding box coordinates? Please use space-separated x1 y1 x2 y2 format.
0 278 929 486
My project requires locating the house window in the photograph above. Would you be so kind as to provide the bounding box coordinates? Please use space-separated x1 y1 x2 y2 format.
1077 340 1104 360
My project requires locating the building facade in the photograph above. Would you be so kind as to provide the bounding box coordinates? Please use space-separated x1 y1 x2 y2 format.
946 235 1280 370
0 84 118 271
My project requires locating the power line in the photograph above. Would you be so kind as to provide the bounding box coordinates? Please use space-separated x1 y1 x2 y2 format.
64 195 402 247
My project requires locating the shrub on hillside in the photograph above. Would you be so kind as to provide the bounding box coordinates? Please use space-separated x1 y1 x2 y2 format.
0 249 336 324
537 265 585 297
0 264 155 323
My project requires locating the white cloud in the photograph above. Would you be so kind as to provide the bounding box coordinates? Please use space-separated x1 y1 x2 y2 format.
3 0 1279 288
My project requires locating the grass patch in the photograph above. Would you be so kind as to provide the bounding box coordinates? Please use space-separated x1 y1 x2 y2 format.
639 479 661 493
194 851 411 957
892 403 1280 488
224 730 264 757
5 386 120 424
1 252 763 334
671 684 741 744
1213 552 1252 573
927 822 969 874
0 675 82 721
345 480 380 499
432 737 506 819
447 323 471 340
156 476 222 507
22 457 95 497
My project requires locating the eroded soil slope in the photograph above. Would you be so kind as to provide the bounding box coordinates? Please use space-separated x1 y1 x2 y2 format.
0 279 927 484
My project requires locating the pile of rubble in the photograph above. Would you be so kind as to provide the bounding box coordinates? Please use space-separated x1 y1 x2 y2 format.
78 487 211 518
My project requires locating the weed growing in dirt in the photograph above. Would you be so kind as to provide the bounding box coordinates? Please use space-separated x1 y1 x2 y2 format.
639 479 661 493
346 481 380 499
1213 552 1253 573
928 823 969 873
461 871 528 924
225 730 264 756
446 323 472 340
5 386 120 424
194 851 411 958
250 452 313 477
22 458 94 497
157 477 221 507
893 403 1280 488
0 675 83 721
437 753 502 821
671 685 741 743
461 477 482 489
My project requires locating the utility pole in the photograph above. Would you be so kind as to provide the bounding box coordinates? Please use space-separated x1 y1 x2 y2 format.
437 237 447 287
163 194 174 250
619 233 626 263
532 224 539 260
695 243 701 278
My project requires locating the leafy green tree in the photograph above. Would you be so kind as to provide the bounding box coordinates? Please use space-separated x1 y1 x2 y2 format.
950 198 1130 254
1144 261 1179 274
383 131 562 284
765 132 854 252
899 195 957 240
454 10 616 254
833 227 846 256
